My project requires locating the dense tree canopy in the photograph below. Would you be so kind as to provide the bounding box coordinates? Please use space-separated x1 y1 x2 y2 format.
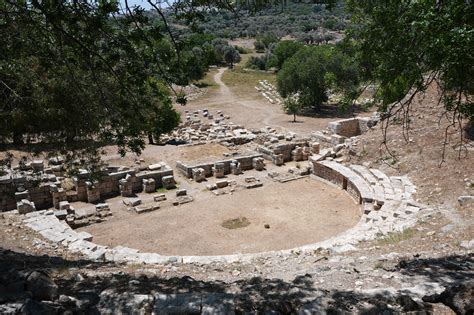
277 45 359 111
0 1 188 157
346 0 473 133
268 40 304 70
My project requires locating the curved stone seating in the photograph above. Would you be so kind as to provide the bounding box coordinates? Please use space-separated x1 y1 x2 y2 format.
313 160 374 204
21 161 430 265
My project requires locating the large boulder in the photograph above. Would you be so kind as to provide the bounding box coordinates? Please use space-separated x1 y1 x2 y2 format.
25 271 58 301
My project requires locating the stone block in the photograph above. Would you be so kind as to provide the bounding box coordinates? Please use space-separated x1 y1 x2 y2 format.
162 175 176 189
310 142 320 154
154 194 166 202
273 154 284 166
176 189 187 196
96 203 110 211
123 198 142 207
86 181 100 203
17 199 36 214
53 210 68 220
230 160 242 175
192 168 206 182
31 160 44 172
148 162 165 171
212 162 225 178
119 178 134 197
59 201 70 210
174 195 193 205
142 178 156 193
216 180 228 189
15 190 29 202
252 157 265 171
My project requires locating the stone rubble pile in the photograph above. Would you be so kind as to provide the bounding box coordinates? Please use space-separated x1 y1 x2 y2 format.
159 110 255 146
1 159 175 212
255 80 283 104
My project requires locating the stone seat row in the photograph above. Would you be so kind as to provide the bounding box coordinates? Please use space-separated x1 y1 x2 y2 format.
21 161 429 265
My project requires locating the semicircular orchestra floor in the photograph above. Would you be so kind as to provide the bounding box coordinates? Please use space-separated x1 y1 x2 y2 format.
79 178 361 256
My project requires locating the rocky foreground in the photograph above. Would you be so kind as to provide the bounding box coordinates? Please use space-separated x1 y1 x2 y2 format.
1 208 472 314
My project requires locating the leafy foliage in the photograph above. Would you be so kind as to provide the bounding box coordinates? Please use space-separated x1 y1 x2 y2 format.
0 1 185 157
346 1 473 129
268 40 304 70
282 95 301 122
277 45 359 111
166 1 347 41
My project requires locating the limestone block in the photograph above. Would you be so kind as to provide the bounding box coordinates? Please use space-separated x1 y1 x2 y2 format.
252 157 265 171
31 160 44 172
273 154 284 166
15 190 29 202
86 181 100 204
174 195 193 205
77 231 93 242
162 175 176 189
142 178 156 193
216 180 228 189
192 168 206 182
212 162 225 178
53 210 68 220
176 189 187 197
17 199 36 214
52 188 67 209
119 178 133 197
134 204 159 214
96 203 110 211
331 134 346 145
230 160 242 175
154 194 166 202
59 201 71 210
123 198 142 207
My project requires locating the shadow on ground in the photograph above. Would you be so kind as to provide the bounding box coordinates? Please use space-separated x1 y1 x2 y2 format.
0 248 472 314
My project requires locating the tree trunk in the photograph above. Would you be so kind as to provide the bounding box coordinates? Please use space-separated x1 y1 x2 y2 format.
293 113 296 122
148 133 154 145
12 132 23 145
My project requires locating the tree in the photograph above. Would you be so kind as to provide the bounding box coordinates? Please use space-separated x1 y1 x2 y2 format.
282 95 301 122
346 1 473 140
277 45 359 112
223 46 241 68
268 40 304 70
0 1 184 158
254 40 266 53
257 32 279 49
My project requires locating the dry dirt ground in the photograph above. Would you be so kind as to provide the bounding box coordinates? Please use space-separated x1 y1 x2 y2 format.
78 175 360 256
177 67 370 136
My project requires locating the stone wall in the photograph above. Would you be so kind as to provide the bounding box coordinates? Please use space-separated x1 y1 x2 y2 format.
312 160 374 204
257 140 309 164
1 164 174 212
327 118 371 138
0 177 53 212
176 154 262 178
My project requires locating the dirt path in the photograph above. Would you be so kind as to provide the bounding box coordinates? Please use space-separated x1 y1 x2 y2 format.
182 67 366 135
212 68 283 131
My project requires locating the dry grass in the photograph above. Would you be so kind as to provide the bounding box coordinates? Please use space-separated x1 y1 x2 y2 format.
377 228 415 245
221 53 277 97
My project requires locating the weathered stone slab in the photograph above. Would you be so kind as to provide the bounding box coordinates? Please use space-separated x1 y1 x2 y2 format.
123 198 142 207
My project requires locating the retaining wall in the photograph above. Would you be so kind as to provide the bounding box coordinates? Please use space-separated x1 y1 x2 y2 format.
176 153 262 178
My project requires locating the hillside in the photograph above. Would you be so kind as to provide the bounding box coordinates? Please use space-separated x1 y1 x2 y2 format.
167 2 347 41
